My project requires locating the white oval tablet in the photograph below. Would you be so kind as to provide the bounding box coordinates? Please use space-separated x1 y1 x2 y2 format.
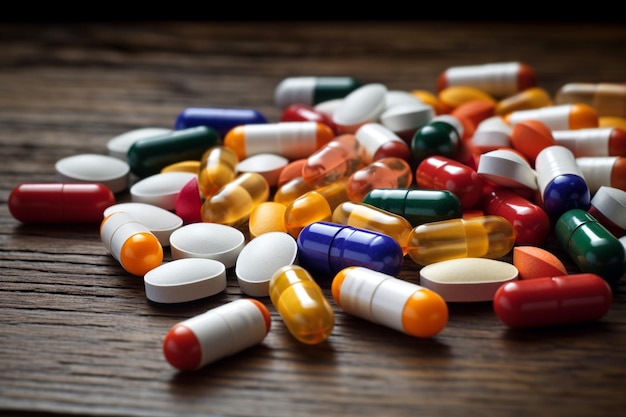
380 102 434 133
130 171 197 210
55 153 130 194
169 222 245 268
236 153 289 187
144 258 226 304
235 232 298 297
332 83 388 133
419 258 519 302
107 127 172 160
477 149 538 190
103 202 183 246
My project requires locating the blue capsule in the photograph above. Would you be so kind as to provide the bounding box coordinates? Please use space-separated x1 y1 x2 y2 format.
174 107 268 137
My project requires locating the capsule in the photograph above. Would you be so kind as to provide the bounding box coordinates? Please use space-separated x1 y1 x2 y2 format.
380 101 435 144
197 145 239 198
280 104 338 134
494 86 553 116
493 274 613 329
411 115 463 163
201 172 270 227
437 86 496 116
126 126 220 178
436 62 537 98
406 215 515 266
555 208 625 284
163 298 271 371
362 188 462 227
332 266 448 338
302 133 368 187
273 176 318 206
416 155 485 210
297 221 404 284
269 265 334 344
471 116 513 153
506 103 599 131
346 157 413 202
535 145 590 219
9 183 115 224
553 127 626 157
100 211 164 276
248 201 288 237
482 187 551 246
575 156 626 194
354 122 413 163
554 82 626 118
274 76 362 109
174 107 267 137
588 186 626 238
332 201 413 254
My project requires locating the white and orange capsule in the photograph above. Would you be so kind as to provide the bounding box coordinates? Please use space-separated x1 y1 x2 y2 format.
506 103 599 131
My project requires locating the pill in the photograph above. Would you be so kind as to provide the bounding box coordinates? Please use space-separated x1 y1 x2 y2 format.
437 62 537 98
55 153 130 194
587 186 626 238
411 115 462 164
248 201 288 237
280 104 338 134
450 99 495 132
168 222 245 268
535 145 590 219
144 258 227 304
103 202 183 246
554 82 626 118
476 148 537 191
197 145 239 198
332 83 388 134
513 246 567 280
174 176 203 225
236 232 298 297
130 171 197 211
437 86 496 114
100 211 163 276
380 101 434 143
274 76 362 109
161 160 201 174
575 156 626 194
506 103 599 131
237 153 289 188
509 119 556 163
127 126 220 178
493 274 613 329
599 116 626 131
555 208 625 284
163 298 271 371
346 157 413 202
174 107 268 137
332 266 448 338
386 90 425 108
107 127 172 160
313 98 344 120
355 122 413 163
470 116 513 153
494 86 553 116
297 221 404 284
419 258 519 302
553 127 626 157
362 188 462 227
277 158 308 188
269 265 334 344
406 215 515 266
9 183 115 224
273 176 317 206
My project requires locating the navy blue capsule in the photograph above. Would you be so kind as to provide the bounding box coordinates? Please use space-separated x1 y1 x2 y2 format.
174 107 268 137
296 221 404 285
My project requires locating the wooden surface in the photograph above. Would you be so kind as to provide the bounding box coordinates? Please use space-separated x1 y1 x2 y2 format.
1 21 625 417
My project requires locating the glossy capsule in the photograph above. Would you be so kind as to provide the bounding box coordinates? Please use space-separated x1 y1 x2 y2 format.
332 266 448 338
588 186 626 238
269 265 334 344
274 76 362 109
100 211 163 276
127 126 220 178
280 104 338 134
302 133 368 187
346 157 413 202
437 62 537 98
411 115 462 163
553 127 626 157
494 87 553 116
174 107 267 137
555 208 625 284
197 145 239 198
224 121 335 161
297 221 404 284
554 82 626 118
493 274 613 329
201 172 270 227
575 156 626 194
354 122 413 163
273 176 318 206
9 183 115 224
163 299 271 371
506 103 599 131
406 215 515 266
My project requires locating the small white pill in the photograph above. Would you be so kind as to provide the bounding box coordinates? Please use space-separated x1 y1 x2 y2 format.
55 153 130 194
236 153 289 187
107 127 173 160
103 202 183 246
169 222 245 268
130 171 197 210
477 148 537 190
333 83 388 134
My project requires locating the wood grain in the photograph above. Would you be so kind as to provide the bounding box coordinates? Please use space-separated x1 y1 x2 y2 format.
1 21 625 417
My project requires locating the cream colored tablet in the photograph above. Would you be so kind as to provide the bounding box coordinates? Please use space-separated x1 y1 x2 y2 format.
55 153 130 194
236 153 289 187
103 202 183 246
419 258 519 302
130 171 197 210
332 83 388 133
107 127 172 160
144 258 226 304
477 148 537 190
168 222 245 268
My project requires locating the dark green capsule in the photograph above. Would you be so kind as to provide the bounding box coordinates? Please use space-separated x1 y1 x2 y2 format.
411 117 460 164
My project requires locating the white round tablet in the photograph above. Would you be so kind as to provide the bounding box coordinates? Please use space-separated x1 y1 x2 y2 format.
237 153 289 187
107 127 172 160
130 171 197 211
477 149 538 190
332 83 388 133
103 202 183 246
55 153 130 194
144 258 226 304
235 232 298 297
419 258 519 302
169 222 245 268
380 102 434 133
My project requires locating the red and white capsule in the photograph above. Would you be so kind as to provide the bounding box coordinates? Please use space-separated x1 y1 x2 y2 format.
553 127 626 157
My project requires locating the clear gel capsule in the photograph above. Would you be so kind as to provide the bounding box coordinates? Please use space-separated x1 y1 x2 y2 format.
174 107 267 137
346 157 413 202
273 176 318 206
163 298 271 371
302 133 368 187
554 82 626 118
332 266 448 338
269 265 334 344
197 145 239 198
274 76 362 109
406 215 515 266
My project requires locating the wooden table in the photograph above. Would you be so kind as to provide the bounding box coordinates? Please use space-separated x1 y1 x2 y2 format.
1 21 625 417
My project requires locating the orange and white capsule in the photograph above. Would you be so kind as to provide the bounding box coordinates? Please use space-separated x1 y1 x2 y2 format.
555 82 626 118
224 121 335 160
506 103 599 131
553 127 626 157
163 299 271 371
332 266 448 338
575 156 626 194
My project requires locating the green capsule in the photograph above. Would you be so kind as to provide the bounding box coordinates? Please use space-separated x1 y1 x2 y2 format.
411 116 461 163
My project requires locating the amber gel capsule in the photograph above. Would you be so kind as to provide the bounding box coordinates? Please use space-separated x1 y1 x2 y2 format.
269 265 334 344
406 215 515 266
346 157 413 202
197 145 239 198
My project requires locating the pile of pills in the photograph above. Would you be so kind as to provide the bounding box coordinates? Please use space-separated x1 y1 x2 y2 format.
8 61 626 371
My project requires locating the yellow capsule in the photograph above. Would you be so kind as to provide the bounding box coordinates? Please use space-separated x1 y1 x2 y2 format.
599 116 626 131
273 176 317 206
495 87 553 116
160 160 201 174
197 145 239 198
249 201 287 237
438 86 496 114
411 89 444 115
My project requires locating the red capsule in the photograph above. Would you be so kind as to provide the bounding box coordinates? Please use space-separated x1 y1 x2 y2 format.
9 183 115 223
280 104 339 135
493 274 613 329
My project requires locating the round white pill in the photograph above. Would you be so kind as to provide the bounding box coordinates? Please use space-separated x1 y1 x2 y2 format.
107 127 172 160
103 202 183 246
169 222 245 268
236 153 289 188
55 153 130 194
235 232 298 297
477 148 538 190
380 102 434 133
419 258 519 302
332 83 388 134
130 171 197 211
144 258 226 304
